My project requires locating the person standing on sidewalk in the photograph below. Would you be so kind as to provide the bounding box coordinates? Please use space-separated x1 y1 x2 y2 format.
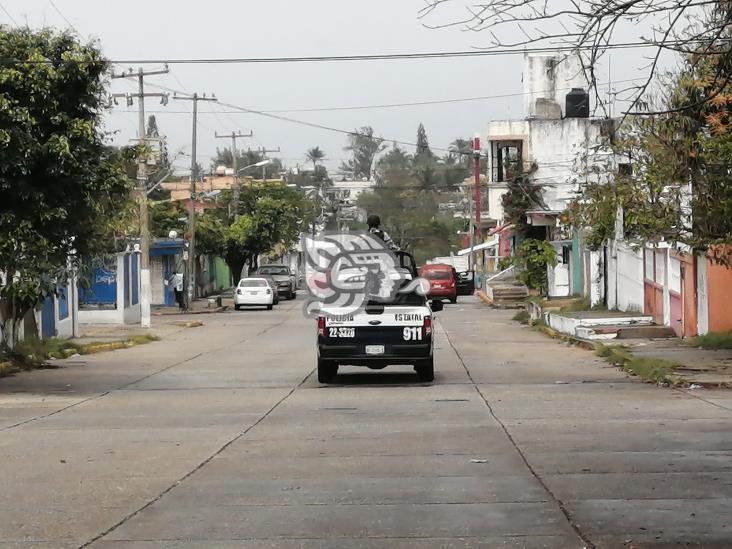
165 270 186 312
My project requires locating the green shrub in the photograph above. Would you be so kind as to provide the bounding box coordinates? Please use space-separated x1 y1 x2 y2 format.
690 331 732 350
512 310 530 324
595 344 678 384
512 239 558 295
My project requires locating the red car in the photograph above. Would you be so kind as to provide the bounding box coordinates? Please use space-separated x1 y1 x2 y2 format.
420 264 457 304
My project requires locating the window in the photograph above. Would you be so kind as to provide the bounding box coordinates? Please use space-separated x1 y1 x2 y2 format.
258 266 289 276
562 245 571 265
423 270 451 280
239 279 268 288
491 140 523 182
58 286 69 320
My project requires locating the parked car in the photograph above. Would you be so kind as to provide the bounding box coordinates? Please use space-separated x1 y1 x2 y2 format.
420 264 457 304
255 265 296 300
259 275 280 305
234 278 274 310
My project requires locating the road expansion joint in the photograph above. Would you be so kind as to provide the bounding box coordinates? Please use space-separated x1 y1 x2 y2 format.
439 318 596 549
79 366 315 548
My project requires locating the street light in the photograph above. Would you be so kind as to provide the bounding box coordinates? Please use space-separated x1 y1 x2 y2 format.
237 159 271 174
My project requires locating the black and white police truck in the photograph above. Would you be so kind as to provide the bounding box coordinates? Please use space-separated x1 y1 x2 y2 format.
316 251 443 383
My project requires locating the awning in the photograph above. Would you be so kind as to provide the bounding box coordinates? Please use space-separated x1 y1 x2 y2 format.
457 239 499 256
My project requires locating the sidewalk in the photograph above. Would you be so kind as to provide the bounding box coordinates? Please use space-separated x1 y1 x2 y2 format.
487 298 732 389
621 338 732 388
76 296 224 346
152 291 234 316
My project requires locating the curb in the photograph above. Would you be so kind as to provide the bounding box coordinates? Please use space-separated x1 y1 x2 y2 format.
476 291 527 310
172 320 204 328
154 306 228 316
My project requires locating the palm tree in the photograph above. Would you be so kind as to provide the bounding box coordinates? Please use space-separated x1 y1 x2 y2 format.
305 146 326 172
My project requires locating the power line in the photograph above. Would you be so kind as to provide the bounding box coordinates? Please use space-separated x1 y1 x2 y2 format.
109 77 643 116
2 39 724 65
0 2 18 25
47 0 76 31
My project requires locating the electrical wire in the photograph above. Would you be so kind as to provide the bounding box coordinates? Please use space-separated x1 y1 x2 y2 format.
3 39 727 65
110 77 642 116
0 1 18 25
47 0 76 31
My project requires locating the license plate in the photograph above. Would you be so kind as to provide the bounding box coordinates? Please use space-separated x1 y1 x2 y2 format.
329 327 355 338
365 345 385 355
249 291 258 295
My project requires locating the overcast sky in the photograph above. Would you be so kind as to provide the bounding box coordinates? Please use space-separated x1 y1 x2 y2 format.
3 0 670 176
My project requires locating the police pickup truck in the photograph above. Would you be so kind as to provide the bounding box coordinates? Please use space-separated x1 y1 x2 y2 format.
316 251 443 383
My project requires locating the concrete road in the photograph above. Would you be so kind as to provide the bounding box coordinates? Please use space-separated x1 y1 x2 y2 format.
1 296 731 548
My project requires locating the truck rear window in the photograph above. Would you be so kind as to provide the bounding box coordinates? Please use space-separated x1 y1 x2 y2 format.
423 271 451 280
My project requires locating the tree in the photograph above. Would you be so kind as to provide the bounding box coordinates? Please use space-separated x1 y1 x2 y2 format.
420 1 732 115
567 19 732 261
305 146 325 172
360 143 463 263
196 185 313 280
501 172 546 240
340 126 386 180
0 28 133 349
146 115 160 138
149 201 187 238
415 123 434 162
513 239 558 295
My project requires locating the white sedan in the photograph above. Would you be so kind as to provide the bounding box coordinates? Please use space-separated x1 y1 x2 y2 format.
234 278 275 310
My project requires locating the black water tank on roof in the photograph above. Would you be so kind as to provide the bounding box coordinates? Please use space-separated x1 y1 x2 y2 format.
566 88 590 118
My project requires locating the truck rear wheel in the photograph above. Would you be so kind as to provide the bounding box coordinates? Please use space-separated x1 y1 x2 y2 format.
317 357 338 383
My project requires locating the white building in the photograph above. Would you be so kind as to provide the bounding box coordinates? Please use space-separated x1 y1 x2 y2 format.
484 53 615 297
328 180 376 206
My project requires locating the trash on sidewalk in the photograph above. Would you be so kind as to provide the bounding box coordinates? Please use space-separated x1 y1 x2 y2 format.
688 384 703 390
470 459 488 464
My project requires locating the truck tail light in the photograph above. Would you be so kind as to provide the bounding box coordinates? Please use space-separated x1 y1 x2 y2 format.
266 288 271 294
236 288 242 295
423 315 432 337
317 316 326 337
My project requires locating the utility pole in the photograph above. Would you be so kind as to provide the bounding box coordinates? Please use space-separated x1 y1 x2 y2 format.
111 66 169 328
173 92 218 308
257 146 280 182
468 192 474 271
215 131 253 217
467 135 482 270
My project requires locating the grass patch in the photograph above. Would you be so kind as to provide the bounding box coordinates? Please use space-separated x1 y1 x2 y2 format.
689 331 732 350
532 317 548 329
595 343 679 385
127 334 160 345
512 310 530 324
1 334 160 376
559 297 608 313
